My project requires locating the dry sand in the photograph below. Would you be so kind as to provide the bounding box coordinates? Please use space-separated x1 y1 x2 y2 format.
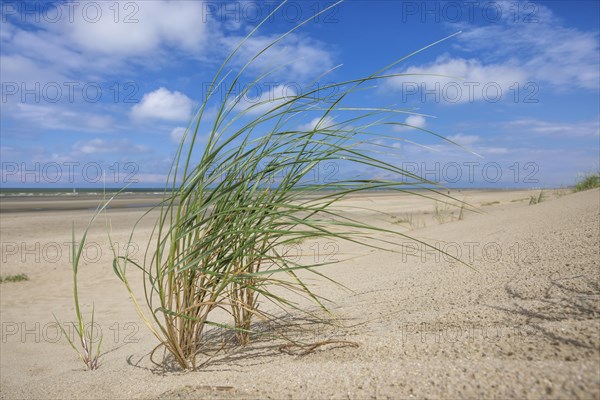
1 189 598 399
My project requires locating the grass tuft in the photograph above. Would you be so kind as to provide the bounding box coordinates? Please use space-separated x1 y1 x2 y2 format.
529 190 544 205
481 201 500 206
111 1 470 370
574 173 600 192
434 203 454 224
392 213 426 230
0 273 28 283
391 213 413 225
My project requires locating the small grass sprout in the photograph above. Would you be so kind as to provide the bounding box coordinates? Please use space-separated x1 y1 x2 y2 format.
53 198 115 370
458 203 466 220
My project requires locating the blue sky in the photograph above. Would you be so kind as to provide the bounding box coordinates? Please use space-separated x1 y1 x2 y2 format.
1 0 598 188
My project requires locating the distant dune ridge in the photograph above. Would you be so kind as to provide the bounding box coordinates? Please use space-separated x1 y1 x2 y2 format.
1 189 598 399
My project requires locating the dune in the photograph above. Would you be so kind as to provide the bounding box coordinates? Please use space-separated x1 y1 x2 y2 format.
0 189 598 399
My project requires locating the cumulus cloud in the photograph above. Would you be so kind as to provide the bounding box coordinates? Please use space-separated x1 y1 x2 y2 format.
405 115 427 129
131 88 194 121
394 114 428 131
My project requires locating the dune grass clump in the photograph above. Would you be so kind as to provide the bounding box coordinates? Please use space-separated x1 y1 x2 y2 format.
391 213 414 225
574 173 600 192
434 202 454 224
529 190 544 205
481 201 500 206
0 273 28 283
391 212 428 229
112 1 467 370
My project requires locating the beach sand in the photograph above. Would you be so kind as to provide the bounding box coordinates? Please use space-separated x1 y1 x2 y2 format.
1 188 598 399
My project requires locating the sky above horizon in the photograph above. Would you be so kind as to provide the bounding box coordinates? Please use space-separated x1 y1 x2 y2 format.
1 0 599 188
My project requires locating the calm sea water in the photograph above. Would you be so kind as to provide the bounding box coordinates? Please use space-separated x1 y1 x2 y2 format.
0 188 167 197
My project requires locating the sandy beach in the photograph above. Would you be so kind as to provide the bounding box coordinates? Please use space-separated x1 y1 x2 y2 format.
1 188 598 399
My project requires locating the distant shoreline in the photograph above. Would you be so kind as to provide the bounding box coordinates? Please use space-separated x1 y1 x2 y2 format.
0 193 168 214
0 188 551 214
0 188 167 196
0 186 559 197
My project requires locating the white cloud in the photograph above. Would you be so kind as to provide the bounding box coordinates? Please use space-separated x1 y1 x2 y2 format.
3 21 90 74
298 116 336 131
131 88 194 122
11 103 114 132
482 147 509 155
385 2 599 101
223 33 335 81
233 84 297 116
0 2 216 92
134 173 171 184
455 2 599 90
72 138 149 154
388 57 527 104
0 146 20 159
169 126 212 145
394 114 428 131
0 53 68 86
64 1 208 56
170 127 187 143
405 115 427 129
507 119 600 138
446 133 480 146
2 2 334 85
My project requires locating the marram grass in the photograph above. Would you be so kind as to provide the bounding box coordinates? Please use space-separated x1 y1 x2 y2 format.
111 1 470 369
